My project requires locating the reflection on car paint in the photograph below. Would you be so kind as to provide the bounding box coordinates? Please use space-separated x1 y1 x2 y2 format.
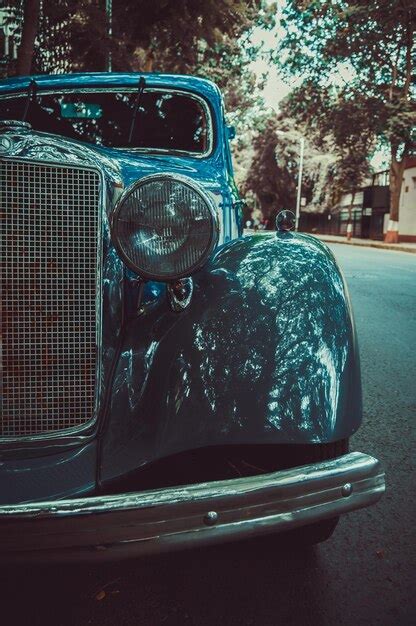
101 232 361 481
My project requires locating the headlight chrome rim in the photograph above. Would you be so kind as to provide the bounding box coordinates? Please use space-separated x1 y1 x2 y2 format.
111 173 219 281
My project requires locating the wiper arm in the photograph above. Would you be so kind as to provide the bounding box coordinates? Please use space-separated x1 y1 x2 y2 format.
128 76 146 145
22 79 37 121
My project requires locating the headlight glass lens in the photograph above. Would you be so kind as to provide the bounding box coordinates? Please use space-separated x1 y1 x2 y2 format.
113 175 218 280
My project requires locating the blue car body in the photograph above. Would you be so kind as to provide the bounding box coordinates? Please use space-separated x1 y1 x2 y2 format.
0 73 384 560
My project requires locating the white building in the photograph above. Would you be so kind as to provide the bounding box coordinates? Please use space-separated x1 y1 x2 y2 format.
393 158 416 243
330 160 416 242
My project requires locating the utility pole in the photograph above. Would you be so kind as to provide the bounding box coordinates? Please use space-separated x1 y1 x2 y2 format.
275 130 305 232
295 136 305 232
106 0 112 71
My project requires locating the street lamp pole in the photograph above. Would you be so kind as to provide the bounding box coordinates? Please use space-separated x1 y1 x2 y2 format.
295 136 305 232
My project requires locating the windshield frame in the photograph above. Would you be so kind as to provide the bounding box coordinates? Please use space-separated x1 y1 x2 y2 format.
0 86 215 158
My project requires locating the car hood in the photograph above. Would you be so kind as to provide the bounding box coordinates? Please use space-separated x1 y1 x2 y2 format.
90 144 226 196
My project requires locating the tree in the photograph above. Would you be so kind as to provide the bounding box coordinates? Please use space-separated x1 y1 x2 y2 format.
277 0 416 242
243 107 353 228
244 116 297 225
281 84 373 219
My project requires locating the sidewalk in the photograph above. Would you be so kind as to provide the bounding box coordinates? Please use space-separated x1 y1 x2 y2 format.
313 233 416 254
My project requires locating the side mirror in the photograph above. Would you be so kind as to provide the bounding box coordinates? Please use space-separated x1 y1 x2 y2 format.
276 210 296 232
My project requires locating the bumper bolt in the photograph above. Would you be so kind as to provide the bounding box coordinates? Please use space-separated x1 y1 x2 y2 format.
341 482 353 497
204 511 219 526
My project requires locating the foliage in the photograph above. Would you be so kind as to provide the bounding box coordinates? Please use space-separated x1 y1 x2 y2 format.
281 84 373 210
111 1 272 71
243 110 347 224
110 0 274 130
277 0 416 228
244 116 295 224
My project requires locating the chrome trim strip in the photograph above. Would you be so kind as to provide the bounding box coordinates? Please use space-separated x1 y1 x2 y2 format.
0 452 385 562
0 87 214 158
0 155 105 443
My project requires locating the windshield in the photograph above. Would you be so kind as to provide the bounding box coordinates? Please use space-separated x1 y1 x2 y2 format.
0 90 211 154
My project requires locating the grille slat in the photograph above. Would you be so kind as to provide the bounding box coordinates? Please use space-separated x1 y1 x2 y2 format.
0 159 100 437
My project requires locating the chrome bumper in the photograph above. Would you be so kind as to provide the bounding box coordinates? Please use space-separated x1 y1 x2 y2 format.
0 452 384 562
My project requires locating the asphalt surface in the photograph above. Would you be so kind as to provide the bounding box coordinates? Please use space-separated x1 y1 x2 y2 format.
2 243 416 626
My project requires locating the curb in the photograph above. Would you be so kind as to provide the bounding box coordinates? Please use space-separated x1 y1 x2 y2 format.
316 237 416 255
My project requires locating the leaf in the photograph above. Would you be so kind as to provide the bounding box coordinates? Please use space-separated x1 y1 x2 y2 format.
375 548 385 559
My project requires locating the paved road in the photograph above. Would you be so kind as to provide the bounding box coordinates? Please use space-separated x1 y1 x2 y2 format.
2 244 416 626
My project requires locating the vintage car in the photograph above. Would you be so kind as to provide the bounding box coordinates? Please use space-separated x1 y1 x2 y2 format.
0 72 384 562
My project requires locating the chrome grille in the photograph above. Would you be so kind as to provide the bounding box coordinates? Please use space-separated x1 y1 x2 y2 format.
0 159 100 437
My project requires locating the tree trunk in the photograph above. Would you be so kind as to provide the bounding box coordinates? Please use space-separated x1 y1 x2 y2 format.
385 156 405 243
347 190 356 221
346 190 356 240
16 0 41 76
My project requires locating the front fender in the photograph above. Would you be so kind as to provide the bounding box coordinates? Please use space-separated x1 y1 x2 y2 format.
101 233 362 482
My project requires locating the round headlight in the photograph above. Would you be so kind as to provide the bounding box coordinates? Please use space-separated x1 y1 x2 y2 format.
112 174 219 281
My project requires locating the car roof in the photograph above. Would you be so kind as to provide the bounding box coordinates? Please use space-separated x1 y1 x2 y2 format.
0 72 222 106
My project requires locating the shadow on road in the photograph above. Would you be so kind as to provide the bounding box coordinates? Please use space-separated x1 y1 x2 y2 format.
1 536 328 626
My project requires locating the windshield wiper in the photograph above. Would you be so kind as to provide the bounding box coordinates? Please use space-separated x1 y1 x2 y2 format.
22 79 38 122
128 76 146 145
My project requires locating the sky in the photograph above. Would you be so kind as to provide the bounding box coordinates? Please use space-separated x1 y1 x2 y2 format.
249 6 290 113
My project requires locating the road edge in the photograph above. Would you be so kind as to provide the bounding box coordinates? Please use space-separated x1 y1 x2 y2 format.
314 237 416 255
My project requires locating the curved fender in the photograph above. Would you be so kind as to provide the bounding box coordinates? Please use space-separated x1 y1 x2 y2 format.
101 233 362 481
